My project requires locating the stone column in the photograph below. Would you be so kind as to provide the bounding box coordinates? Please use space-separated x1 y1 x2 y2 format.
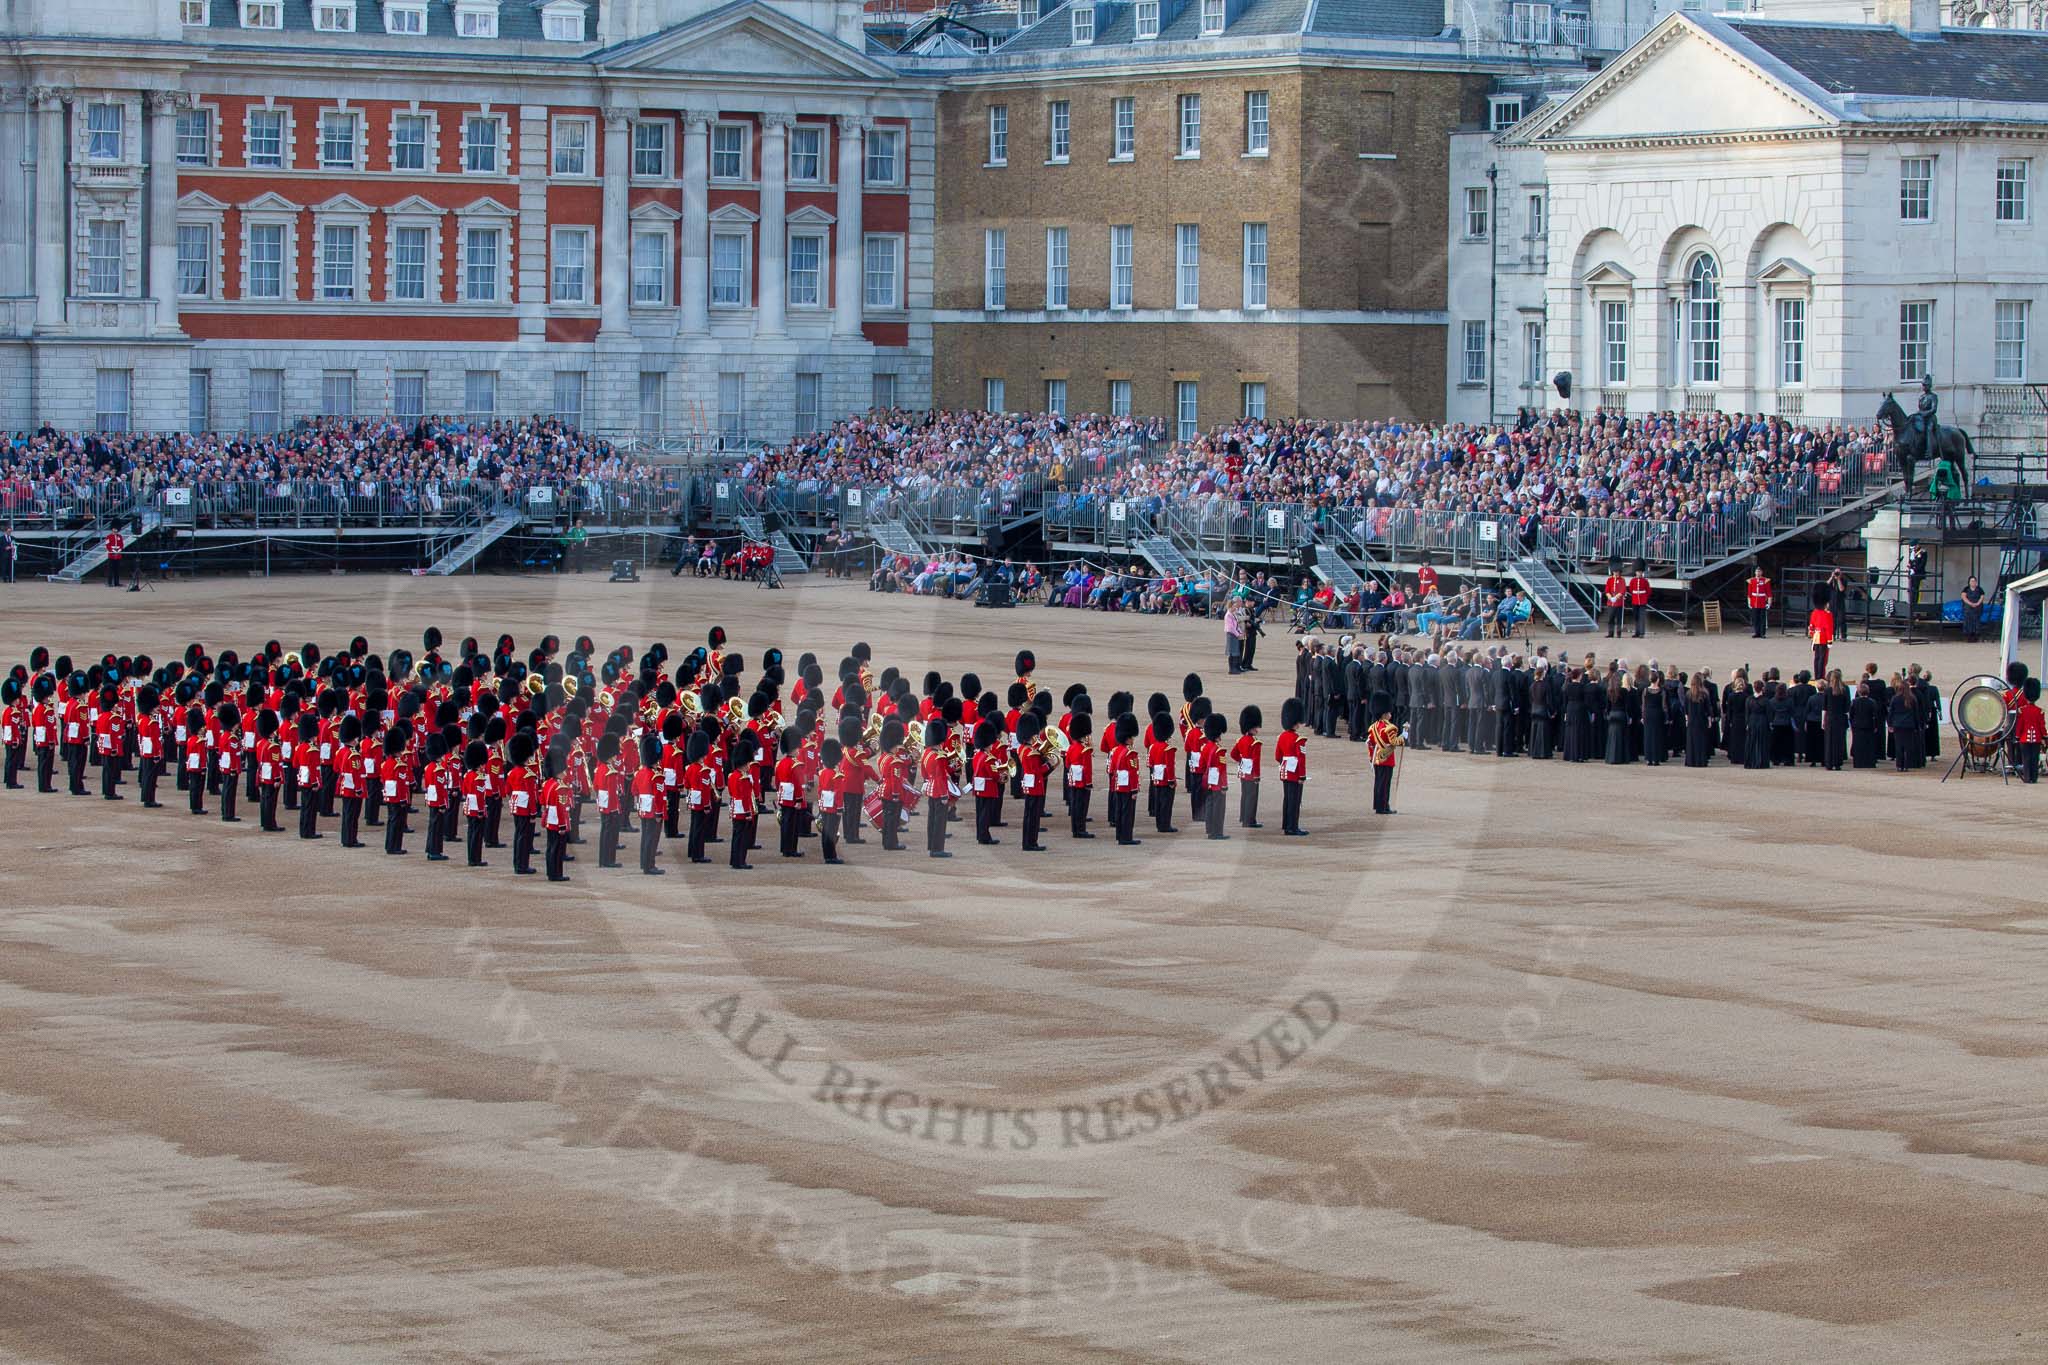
679 109 710 335
147 90 188 334
31 86 69 330
832 114 868 339
599 105 632 335
756 112 790 338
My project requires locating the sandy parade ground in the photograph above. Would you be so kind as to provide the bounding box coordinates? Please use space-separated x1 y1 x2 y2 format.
0 570 2043 1364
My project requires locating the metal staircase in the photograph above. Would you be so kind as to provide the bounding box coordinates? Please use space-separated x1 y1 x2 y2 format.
48 508 161 584
1133 535 1199 580
737 513 768 542
1311 551 1365 598
867 519 927 559
767 531 808 575
1508 554 1599 633
424 507 523 576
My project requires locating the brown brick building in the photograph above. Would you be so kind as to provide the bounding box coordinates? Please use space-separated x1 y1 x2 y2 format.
905 0 1498 432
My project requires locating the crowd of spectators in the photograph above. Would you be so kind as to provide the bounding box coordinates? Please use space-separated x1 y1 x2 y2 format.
0 416 660 526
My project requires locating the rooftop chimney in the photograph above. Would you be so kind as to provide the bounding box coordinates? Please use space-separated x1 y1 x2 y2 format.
1877 0 1942 38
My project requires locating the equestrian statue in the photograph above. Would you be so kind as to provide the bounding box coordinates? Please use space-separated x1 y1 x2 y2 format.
1877 374 1970 500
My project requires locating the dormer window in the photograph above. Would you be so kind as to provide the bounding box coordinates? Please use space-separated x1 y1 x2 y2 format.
1489 95 1525 131
1017 0 1038 21
1200 0 1225 33
384 0 425 31
1071 2 1093 43
455 0 497 37
540 0 584 39
1134 0 1158 36
180 0 209 24
241 0 281 26
314 1 356 29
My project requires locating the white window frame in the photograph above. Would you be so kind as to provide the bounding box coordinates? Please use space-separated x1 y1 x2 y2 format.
863 233 902 311
1177 94 1201 157
180 0 209 25
1044 225 1069 310
984 377 1006 412
1110 224 1133 309
1686 253 1722 385
85 103 125 162
1017 0 1039 23
710 122 749 181
552 370 586 426
1045 378 1067 416
1601 299 1628 384
631 225 671 307
1241 381 1265 420
541 2 583 40
1522 318 1544 387
462 223 507 303
387 217 437 303
312 197 370 303
240 0 281 27
717 372 745 442
638 372 665 437
1071 3 1094 43
1776 296 1805 387
551 116 592 177
1527 191 1545 240
175 108 213 167
1201 0 1225 34
1996 158 2029 224
795 371 822 437
321 370 357 418
245 105 289 169
248 369 284 434
983 227 1007 310
313 0 355 30
1112 97 1135 160
551 226 592 305
1047 100 1070 164
1175 222 1200 310
1489 95 1525 131
1241 221 1267 310
1464 186 1489 239
1175 380 1199 441
388 110 433 172
786 229 826 308
94 369 132 433
1245 91 1269 156
787 124 824 184
710 222 752 308
384 0 426 32
394 372 428 423
1899 300 1933 382
1461 320 1487 384
1995 299 2029 383
462 113 505 175
241 211 295 302
188 369 211 430
455 0 498 36
631 119 670 180
176 220 216 300
1108 378 1130 416
1509 2 1551 42
84 218 125 297
318 109 361 172
864 126 902 186
988 105 1008 166
464 370 498 422
1900 156 1933 223
1134 0 1158 36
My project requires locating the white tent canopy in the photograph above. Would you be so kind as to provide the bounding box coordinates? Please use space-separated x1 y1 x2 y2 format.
2000 566 2048 682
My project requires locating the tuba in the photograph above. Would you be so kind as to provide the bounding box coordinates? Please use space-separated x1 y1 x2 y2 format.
1031 726 1065 764
678 689 702 721
722 696 747 731
524 673 547 698
861 710 885 746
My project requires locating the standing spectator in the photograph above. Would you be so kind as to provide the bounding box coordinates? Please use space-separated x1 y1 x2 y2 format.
1224 600 1246 675
1 529 14 584
1959 575 1987 643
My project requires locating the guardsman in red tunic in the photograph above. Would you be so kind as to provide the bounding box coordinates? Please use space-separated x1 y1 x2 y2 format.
93 686 126 800
1146 712 1178 833
1230 704 1263 829
540 741 572 881
1107 712 1142 846
1015 712 1052 853
294 715 324 839
1 677 26 790
379 720 414 854
1199 712 1230 841
103 528 124 588
504 732 539 875
30 673 58 792
184 703 211 815
1627 562 1652 639
1368 707 1405 815
971 720 1005 847
775 729 808 859
589 733 622 867
333 714 364 843
63 685 90 794
254 711 285 831
726 731 760 871
1808 587 1837 678
1276 697 1309 836
875 721 909 852
672 731 708 865
817 737 848 865
132 684 164 806
1063 712 1095 839
920 720 954 858
631 734 667 874
1746 564 1773 639
2015 677 2044 784
422 734 454 861
1603 566 1628 638
462 740 492 867
659 714 687 840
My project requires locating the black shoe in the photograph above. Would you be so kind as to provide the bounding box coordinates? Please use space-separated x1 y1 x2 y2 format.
547 874 569 882
1116 838 1142 846
1207 834 1231 840
1244 821 1263 829
304 833 326 840
643 867 666 875
142 800 162 808
468 860 487 867
781 851 805 858
731 864 753 871
1023 843 1045 852
427 853 450 861
514 867 536 875
844 836 867 845
1072 831 1095 839
930 850 953 858
976 837 998 845
1284 829 1309 837
1159 826 1179 834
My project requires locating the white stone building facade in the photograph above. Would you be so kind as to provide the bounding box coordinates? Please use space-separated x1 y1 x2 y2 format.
1515 11 2048 429
0 0 939 440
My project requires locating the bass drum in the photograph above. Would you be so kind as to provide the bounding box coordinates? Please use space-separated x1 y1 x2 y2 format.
1951 675 2012 759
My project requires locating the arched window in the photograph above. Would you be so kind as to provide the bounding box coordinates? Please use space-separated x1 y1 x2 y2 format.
1686 253 1721 384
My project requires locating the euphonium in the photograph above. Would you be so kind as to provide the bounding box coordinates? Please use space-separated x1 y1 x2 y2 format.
561 674 580 700
723 696 747 730
861 710 885 745
524 672 547 697
678 689 702 720
1031 727 1065 763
